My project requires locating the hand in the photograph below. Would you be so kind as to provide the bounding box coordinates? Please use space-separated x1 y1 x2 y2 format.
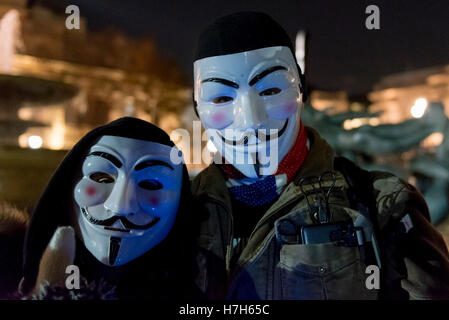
30 226 76 295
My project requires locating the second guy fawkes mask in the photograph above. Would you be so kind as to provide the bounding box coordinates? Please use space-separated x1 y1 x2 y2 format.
73 135 183 266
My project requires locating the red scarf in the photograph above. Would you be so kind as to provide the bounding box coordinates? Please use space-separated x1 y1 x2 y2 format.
222 120 308 180
219 121 309 206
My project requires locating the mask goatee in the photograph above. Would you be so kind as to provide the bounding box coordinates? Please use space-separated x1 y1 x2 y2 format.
109 237 121 266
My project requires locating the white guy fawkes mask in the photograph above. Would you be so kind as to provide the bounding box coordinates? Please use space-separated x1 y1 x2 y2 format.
194 46 302 178
73 135 183 266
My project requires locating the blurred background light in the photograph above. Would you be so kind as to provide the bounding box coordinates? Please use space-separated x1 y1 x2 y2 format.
28 135 42 149
343 117 379 130
411 98 428 118
295 30 306 73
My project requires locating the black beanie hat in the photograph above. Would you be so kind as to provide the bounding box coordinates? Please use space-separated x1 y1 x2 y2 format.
193 11 306 105
194 11 296 61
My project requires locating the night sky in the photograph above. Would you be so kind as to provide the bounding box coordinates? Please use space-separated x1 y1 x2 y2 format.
41 0 449 97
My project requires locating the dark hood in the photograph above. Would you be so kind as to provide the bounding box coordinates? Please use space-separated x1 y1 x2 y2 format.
21 117 197 298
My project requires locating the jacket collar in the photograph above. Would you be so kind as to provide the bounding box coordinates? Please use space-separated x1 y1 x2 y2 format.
293 126 335 181
191 162 233 212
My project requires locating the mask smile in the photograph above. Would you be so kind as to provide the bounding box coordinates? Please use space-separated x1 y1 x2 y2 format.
73 135 183 266
218 118 289 146
81 207 160 232
104 226 130 233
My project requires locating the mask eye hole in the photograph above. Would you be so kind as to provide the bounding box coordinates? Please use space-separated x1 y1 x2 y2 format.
89 172 115 184
212 96 233 104
259 88 281 96
138 179 163 190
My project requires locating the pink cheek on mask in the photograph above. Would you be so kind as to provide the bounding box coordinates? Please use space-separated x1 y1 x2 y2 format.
86 186 96 197
148 197 160 206
268 102 298 119
284 103 297 115
211 112 226 126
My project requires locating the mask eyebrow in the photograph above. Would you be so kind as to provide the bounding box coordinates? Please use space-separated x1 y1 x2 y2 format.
88 151 122 168
201 77 239 89
249 66 287 86
135 160 174 171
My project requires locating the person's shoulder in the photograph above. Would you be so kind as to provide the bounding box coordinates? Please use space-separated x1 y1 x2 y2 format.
0 202 29 237
0 202 29 298
191 164 225 195
370 170 422 205
370 170 412 196
369 170 430 225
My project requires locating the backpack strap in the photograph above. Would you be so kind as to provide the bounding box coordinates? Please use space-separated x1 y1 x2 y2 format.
334 156 409 299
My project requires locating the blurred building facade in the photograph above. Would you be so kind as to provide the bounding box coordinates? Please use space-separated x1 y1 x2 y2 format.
0 0 191 151
309 90 350 114
0 0 192 208
369 64 449 123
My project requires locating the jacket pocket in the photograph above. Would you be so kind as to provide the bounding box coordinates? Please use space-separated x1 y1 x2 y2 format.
278 242 378 299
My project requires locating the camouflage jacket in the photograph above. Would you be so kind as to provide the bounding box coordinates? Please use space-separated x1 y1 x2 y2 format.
192 126 449 300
